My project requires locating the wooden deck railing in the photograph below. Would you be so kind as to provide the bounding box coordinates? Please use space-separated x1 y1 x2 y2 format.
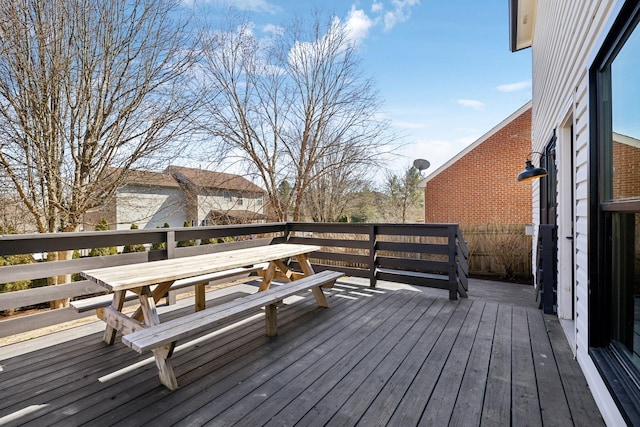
0 222 468 337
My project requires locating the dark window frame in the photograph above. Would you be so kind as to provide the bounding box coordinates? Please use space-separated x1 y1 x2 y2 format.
589 2 640 423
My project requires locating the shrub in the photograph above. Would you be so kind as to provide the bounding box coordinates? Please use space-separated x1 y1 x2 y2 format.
151 222 170 251
177 220 197 247
122 223 146 253
88 217 117 256
0 253 34 315
481 223 532 281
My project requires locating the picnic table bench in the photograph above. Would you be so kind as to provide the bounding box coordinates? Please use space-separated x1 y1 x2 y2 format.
123 269 343 389
77 243 344 389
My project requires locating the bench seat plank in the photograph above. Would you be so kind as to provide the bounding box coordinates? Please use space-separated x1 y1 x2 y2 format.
122 270 343 354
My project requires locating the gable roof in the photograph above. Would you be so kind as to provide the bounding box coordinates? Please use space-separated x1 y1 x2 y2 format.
420 100 532 186
166 166 265 194
122 169 181 188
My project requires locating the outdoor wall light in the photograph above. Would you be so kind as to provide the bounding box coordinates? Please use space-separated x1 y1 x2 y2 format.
517 152 548 181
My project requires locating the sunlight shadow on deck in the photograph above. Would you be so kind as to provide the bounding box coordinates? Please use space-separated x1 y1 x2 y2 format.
0 404 49 425
98 313 264 384
0 278 603 426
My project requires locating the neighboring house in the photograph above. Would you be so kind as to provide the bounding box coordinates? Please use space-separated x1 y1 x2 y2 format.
419 102 532 279
510 1 639 424
167 166 266 226
420 102 532 225
85 167 266 230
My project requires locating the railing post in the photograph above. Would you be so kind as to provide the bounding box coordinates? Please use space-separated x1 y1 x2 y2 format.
454 225 469 298
369 224 377 288
284 222 291 242
538 224 557 314
166 230 176 259
447 225 458 300
165 230 177 305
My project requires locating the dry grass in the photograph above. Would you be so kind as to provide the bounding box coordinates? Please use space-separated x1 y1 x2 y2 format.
461 224 532 281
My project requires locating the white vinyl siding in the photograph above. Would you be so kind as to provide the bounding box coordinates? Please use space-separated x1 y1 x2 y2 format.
115 185 187 230
530 1 624 425
196 193 265 225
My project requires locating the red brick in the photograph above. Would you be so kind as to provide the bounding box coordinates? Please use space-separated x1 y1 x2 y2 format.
424 107 532 226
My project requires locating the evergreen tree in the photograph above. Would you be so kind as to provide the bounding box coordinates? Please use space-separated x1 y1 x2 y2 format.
88 218 117 256
122 223 146 253
177 220 197 247
151 223 170 251
385 166 424 223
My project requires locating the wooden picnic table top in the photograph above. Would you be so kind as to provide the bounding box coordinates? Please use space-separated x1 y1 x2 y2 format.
81 243 321 292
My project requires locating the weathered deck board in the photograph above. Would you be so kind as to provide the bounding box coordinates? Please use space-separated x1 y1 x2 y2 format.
448 301 497 426
280 293 434 426
481 303 512 425
511 306 542 426
39 291 360 426
528 308 575 426
0 278 605 426
419 298 484 426
103 285 381 427
545 313 605 425
322 297 442 426
209 290 427 427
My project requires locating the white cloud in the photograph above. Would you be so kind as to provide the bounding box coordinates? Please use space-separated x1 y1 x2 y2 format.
287 7 374 66
381 0 421 32
397 138 454 174
456 135 479 146
371 1 384 14
496 80 531 92
345 6 374 44
455 127 480 133
392 120 426 130
186 0 280 14
262 23 284 37
457 99 486 111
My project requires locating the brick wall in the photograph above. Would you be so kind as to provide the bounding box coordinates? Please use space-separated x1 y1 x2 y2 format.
424 107 532 226
613 140 640 200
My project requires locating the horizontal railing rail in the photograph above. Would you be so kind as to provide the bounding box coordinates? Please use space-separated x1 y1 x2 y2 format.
0 222 468 337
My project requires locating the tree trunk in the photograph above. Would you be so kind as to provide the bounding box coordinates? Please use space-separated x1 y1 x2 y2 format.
47 249 73 309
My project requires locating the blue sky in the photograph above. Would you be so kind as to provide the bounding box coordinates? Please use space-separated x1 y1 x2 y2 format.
188 0 532 179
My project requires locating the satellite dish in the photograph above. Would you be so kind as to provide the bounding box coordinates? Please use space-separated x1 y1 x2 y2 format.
413 158 430 172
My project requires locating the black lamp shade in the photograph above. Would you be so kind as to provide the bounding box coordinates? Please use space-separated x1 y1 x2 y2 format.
517 160 548 181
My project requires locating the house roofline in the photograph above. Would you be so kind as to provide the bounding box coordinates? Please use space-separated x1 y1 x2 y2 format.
420 100 532 187
509 0 536 52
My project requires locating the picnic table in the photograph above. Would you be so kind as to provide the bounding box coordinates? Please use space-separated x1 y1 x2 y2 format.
81 243 321 344
79 243 343 389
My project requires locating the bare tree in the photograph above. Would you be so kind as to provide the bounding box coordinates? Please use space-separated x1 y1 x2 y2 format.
197 16 288 220
199 12 391 221
0 0 201 234
303 148 369 222
384 165 423 223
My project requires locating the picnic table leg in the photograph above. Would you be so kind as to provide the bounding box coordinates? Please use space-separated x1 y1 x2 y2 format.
139 286 179 390
296 253 315 276
258 261 277 291
195 283 206 311
152 344 178 390
311 287 329 308
131 281 174 322
103 290 126 344
265 303 278 337
296 254 332 307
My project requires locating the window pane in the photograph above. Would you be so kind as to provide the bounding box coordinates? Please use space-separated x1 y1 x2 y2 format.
611 213 640 372
611 26 640 201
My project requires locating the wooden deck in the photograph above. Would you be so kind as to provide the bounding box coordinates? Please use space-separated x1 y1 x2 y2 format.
0 278 604 426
